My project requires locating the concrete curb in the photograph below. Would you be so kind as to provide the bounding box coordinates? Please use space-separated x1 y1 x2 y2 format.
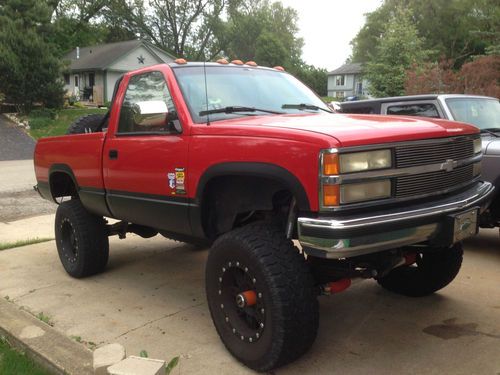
0 298 93 375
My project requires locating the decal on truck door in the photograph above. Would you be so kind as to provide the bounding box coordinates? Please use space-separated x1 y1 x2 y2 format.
175 168 186 195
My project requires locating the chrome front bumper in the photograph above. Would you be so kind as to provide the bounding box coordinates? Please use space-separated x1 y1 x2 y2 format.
298 181 494 259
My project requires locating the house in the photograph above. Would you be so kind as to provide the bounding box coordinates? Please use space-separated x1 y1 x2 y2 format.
63 39 176 105
327 62 370 99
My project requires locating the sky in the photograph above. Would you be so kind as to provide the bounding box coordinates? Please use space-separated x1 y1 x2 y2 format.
279 0 383 72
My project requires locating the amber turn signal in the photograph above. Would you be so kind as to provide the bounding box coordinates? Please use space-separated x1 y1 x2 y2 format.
323 153 339 175
323 184 340 206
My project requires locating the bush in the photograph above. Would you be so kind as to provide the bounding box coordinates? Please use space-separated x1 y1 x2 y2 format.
31 108 58 119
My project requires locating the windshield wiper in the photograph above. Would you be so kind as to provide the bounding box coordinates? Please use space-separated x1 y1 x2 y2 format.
199 106 284 117
282 103 333 113
480 128 500 137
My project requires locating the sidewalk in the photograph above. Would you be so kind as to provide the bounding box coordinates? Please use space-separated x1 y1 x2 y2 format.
0 214 54 243
0 229 499 374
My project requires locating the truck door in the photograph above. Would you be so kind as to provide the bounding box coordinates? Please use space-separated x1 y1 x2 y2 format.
102 70 191 235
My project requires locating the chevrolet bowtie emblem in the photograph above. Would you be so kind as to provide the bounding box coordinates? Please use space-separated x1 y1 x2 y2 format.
441 159 458 172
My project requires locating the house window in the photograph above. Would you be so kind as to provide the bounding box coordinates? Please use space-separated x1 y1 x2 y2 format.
336 75 345 86
89 73 95 87
64 74 70 85
74 75 79 87
335 91 345 99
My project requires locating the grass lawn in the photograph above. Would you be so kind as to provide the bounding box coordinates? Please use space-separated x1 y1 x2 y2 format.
0 337 52 375
29 108 107 140
0 238 53 251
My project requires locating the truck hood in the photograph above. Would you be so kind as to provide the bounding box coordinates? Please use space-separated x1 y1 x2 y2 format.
218 113 479 147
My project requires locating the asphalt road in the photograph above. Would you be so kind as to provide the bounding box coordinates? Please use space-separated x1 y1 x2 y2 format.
1 229 499 374
0 115 35 161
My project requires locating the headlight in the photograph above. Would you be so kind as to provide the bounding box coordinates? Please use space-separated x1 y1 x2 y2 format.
339 149 392 173
473 138 482 154
340 180 391 204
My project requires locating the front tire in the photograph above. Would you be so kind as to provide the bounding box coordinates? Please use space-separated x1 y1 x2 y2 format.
206 222 318 372
377 243 463 297
55 200 109 278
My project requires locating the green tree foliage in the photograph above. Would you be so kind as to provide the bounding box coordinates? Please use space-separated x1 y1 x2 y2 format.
0 0 65 112
351 0 500 67
364 7 430 97
106 0 227 60
254 32 288 67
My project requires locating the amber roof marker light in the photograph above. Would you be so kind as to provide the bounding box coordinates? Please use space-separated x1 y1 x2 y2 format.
231 59 244 65
174 58 187 64
245 61 257 66
273 66 285 71
216 58 229 64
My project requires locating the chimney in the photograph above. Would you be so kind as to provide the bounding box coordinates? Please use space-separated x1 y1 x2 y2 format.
76 46 80 59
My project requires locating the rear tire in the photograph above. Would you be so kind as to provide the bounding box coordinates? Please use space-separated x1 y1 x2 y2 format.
206 222 318 372
67 114 106 134
55 200 109 278
377 243 463 297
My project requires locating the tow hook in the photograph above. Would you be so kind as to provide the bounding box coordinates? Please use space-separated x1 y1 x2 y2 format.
236 290 257 308
320 278 351 295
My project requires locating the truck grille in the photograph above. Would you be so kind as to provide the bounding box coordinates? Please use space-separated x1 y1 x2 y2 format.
395 164 474 198
395 136 476 168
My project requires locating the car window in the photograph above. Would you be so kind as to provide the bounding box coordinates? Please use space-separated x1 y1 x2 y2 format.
386 103 440 118
445 98 500 130
118 71 176 134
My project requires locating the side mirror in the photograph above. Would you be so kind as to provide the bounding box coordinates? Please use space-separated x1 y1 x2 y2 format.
132 100 168 128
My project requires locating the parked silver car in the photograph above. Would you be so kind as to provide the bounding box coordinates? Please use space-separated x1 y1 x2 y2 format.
340 94 500 229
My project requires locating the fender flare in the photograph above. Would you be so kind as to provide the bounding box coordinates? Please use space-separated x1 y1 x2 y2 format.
195 162 311 211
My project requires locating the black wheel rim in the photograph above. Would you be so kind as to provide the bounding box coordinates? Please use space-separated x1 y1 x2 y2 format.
60 218 78 264
218 261 266 343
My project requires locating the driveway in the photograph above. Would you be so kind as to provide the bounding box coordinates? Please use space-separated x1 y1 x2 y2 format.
0 230 499 374
0 115 35 161
0 116 55 222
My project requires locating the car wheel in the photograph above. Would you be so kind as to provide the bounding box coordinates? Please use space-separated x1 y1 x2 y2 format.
55 199 109 278
377 243 463 297
66 114 106 134
206 222 318 372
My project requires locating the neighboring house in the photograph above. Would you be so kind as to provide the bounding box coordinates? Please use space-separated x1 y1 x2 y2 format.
327 62 370 99
63 39 176 105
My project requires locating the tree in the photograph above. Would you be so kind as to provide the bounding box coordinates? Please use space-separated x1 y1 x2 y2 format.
351 0 500 67
364 7 430 97
107 0 228 60
405 55 500 97
0 0 65 112
254 32 288 67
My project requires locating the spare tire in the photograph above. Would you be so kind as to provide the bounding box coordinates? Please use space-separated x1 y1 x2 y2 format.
67 114 106 134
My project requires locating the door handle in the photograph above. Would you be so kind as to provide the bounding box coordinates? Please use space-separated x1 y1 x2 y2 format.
109 149 118 159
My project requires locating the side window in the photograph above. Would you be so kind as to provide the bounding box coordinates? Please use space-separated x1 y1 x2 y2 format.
118 71 176 134
386 103 440 118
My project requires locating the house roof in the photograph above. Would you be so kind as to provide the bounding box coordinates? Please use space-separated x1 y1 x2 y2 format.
64 39 176 71
328 62 364 75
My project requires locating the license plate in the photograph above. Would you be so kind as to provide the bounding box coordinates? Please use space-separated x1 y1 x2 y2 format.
451 208 478 242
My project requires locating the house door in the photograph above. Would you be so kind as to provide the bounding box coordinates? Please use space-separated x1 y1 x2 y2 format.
73 75 79 97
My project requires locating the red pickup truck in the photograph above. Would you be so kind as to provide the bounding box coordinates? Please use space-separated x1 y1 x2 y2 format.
34 61 494 371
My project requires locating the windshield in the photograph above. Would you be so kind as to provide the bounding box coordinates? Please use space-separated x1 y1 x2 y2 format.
445 97 500 130
173 65 330 123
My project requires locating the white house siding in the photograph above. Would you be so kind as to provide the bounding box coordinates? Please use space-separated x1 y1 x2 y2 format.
327 74 355 98
108 46 164 72
105 71 124 102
